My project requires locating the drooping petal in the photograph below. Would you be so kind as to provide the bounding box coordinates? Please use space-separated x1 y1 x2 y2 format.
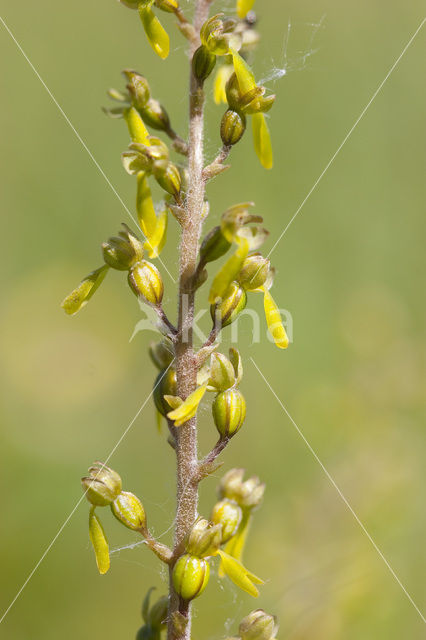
209 236 249 304
217 549 263 597
252 112 273 170
61 265 109 316
144 205 168 258
139 3 170 59
263 288 289 349
230 49 256 95
89 507 110 575
213 65 234 105
137 172 159 242
236 0 256 19
125 106 150 144
167 384 208 427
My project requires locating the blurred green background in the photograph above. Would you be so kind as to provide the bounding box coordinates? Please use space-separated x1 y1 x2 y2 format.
1 0 425 638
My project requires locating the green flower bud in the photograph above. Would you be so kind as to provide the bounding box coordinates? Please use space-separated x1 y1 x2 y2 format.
239 610 277 640
154 161 181 197
102 225 144 271
142 98 171 132
200 226 232 265
219 469 265 509
186 519 222 558
221 109 246 146
154 0 179 12
111 491 146 531
211 499 242 543
153 367 177 417
147 595 168 628
192 45 217 82
123 69 151 109
149 339 175 370
212 388 246 439
209 353 236 391
172 554 210 601
136 626 158 640
210 281 247 328
81 462 122 506
237 253 270 290
128 260 164 306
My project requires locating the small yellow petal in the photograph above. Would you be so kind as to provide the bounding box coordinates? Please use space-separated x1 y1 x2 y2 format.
144 206 168 258
167 384 207 427
231 49 256 95
209 237 249 304
139 5 170 59
236 0 255 19
263 289 289 349
137 173 158 242
217 549 263 597
213 65 234 105
125 106 150 144
61 265 109 316
89 508 110 575
252 113 273 170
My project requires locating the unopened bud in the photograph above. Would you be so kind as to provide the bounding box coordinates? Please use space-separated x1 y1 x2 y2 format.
209 352 236 391
192 45 217 82
239 610 277 640
102 226 144 271
221 109 246 146
111 491 146 531
172 554 210 601
142 98 171 132
154 161 181 197
128 260 164 306
212 388 246 439
81 462 122 506
148 595 168 629
210 281 247 328
219 468 265 508
154 367 177 417
149 340 174 370
238 253 270 290
211 499 242 543
200 226 232 265
186 519 222 558
123 69 150 109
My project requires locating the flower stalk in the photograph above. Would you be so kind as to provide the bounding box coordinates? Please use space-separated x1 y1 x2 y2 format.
62 1 288 638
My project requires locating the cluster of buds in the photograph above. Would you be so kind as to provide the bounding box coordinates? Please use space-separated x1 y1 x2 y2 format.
105 71 173 136
61 225 165 316
122 137 181 199
136 588 168 640
82 463 147 574
216 469 265 569
173 474 264 602
222 52 275 168
213 11 259 104
226 609 278 640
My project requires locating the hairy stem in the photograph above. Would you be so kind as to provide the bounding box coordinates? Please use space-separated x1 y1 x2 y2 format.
167 2 211 639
